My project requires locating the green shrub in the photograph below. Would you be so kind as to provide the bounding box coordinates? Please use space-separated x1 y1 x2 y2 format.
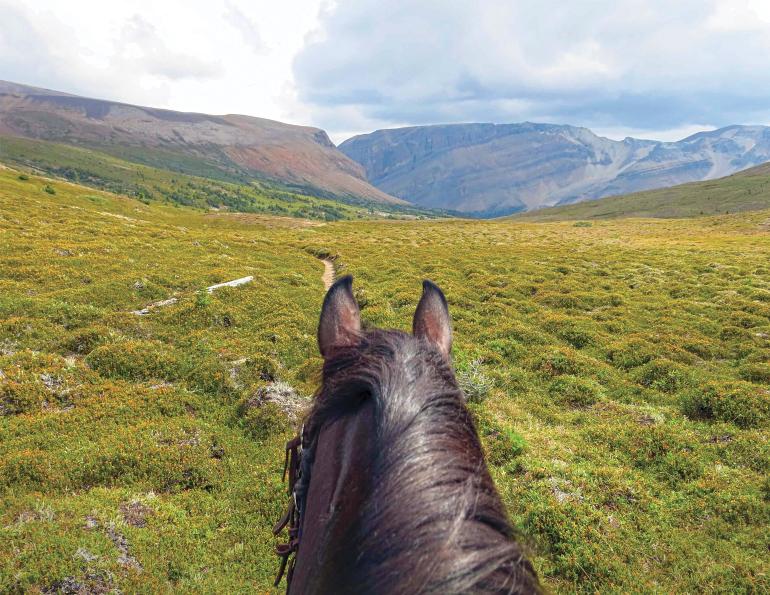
485 427 527 466
487 338 527 363
606 337 657 369
18 174 29 181
1 375 45 415
548 375 604 407
681 381 769 428
62 324 113 354
627 425 704 483
195 290 211 308
86 340 180 382
738 362 770 384
43 184 56 195
477 417 527 466
557 326 594 349
531 348 585 377
457 358 493 403
241 402 288 440
720 325 748 340
635 359 692 393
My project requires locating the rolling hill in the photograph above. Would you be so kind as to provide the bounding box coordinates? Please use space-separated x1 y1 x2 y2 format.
512 160 770 221
0 80 401 205
339 122 770 216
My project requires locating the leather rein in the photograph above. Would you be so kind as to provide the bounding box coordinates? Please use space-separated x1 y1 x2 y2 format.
273 431 304 588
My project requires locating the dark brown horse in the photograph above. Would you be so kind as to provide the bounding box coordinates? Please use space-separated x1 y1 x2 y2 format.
274 276 539 594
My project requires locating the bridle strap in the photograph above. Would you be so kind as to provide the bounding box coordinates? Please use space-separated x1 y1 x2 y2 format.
273 434 303 588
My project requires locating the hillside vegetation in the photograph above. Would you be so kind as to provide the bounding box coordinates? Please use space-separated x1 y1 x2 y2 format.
1 166 769 593
0 80 400 205
514 161 770 221
0 135 440 221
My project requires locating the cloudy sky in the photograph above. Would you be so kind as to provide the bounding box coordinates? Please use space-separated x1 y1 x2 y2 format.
2 0 770 143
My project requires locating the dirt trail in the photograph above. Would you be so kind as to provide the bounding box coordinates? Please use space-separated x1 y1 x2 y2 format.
321 259 335 291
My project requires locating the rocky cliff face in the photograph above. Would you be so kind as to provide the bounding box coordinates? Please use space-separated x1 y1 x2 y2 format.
339 122 770 215
0 80 402 204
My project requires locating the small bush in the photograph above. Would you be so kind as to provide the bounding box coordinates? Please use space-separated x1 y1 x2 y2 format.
18 174 29 181
738 363 770 384
477 416 527 466
720 325 748 340
62 324 113 355
43 184 56 195
634 359 692 393
531 348 585 377
458 359 493 403
86 340 179 382
627 425 703 484
485 427 527 466
557 326 594 349
241 402 288 440
548 375 604 407
195 291 211 308
681 381 769 428
606 337 657 369
1 375 45 415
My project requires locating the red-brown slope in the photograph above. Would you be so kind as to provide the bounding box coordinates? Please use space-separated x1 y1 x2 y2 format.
0 80 402 204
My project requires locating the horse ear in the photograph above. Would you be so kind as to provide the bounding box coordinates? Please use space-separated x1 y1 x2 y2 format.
318 275 362 357
413 280 452 358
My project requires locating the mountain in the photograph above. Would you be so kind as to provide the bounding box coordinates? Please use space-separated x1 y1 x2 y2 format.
0 80 401 205
339 122 770 216
511 160 770 221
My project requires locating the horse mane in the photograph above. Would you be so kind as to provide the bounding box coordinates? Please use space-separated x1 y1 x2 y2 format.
296 328 540 594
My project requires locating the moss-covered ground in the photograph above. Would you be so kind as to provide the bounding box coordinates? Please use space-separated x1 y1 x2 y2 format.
1 167 768 593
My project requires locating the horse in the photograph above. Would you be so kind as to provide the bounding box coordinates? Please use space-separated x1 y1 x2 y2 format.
273 276 540 594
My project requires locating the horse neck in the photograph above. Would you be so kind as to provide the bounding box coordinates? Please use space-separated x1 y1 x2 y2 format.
289 399 376 593
290 338 538 593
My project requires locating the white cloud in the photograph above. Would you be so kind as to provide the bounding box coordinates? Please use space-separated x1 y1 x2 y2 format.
118 15 223 80
1 0 769 143
0 0 324 124
707 0 770 31
294 0 770 140
223 2 266 54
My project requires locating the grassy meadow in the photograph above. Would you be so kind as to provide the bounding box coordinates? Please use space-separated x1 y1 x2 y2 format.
1 166 769 593
515 163 770 222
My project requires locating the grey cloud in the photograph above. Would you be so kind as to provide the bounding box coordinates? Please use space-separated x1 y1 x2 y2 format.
294 0 770 137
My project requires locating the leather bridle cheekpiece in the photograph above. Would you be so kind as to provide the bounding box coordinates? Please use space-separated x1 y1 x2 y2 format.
273 431 304 588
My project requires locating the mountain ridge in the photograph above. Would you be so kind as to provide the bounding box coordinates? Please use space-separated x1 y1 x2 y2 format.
0 80 403 205
339 122 770 215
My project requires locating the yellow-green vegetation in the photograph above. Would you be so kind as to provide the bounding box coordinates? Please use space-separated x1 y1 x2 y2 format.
1 166 769 593
515 162 770 221
0 135 441 221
